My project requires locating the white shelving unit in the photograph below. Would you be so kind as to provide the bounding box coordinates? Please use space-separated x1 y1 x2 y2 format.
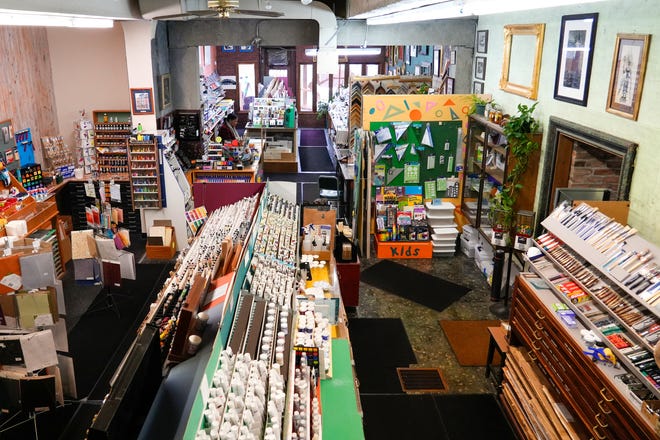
426 201 458 256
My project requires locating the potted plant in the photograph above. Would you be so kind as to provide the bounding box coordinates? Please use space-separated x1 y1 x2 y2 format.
316 101 329 120
489 102 540 242
468 94 492 117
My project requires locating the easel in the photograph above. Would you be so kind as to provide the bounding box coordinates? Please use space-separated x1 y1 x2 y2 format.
85 260 130 318
0 375 57 440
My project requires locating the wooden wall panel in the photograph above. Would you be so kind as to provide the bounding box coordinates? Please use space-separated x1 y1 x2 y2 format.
0 27 58 165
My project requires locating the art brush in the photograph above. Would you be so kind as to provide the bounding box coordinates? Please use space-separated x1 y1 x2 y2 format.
594 225 630 251
587 222 621 246
580 217 614 241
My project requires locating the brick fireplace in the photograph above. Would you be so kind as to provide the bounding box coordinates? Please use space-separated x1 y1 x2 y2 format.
569 142 623 199
537 117 638 227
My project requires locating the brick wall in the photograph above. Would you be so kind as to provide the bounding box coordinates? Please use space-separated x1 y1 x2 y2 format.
569 142 623 199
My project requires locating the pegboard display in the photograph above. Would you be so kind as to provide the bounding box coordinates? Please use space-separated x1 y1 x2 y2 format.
0 119 19 173
370 120 462 199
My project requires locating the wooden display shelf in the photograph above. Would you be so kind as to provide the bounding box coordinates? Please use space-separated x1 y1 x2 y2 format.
0 173 58 238
373 234 433 259
245 124 298 173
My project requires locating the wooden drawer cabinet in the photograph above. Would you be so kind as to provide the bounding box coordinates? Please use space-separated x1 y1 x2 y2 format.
506 275 659 440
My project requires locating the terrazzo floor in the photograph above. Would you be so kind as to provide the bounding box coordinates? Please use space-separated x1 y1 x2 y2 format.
352 252 501 394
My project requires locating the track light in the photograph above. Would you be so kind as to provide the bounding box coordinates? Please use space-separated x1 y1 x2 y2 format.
265 0 272 9
301 0 313 5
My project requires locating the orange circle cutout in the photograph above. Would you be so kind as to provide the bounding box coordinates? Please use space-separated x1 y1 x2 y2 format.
409 109 422 120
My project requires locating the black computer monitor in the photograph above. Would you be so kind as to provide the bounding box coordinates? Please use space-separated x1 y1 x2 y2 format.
554 187 611 208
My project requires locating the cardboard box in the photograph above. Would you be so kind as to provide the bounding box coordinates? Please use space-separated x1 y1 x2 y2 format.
642 401 660 436
146 220 177 260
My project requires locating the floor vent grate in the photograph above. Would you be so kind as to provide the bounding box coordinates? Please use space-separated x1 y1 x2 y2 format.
397 367 447 394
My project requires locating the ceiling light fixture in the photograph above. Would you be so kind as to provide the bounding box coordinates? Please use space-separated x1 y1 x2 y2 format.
265 0 273 10
0 9 114 28
301 0 313 5
305 47 381 57
365 0 606 25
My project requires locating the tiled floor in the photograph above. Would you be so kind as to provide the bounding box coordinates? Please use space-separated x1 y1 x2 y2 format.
354 252 502 394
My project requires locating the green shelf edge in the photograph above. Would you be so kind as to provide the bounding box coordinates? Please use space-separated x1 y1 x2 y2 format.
320 338 365 440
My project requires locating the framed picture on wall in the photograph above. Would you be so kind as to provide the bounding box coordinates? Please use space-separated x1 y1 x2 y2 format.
606 33 651 120
433 49 441 76
410 45 417 58
130 88 154 115
419 45 429 56
450 50 456 65
446 77 454 94
476 30 488 54
473 81 484 94
474 56 486 80
160 74 171 108
553 13 598 106
222 45 235 52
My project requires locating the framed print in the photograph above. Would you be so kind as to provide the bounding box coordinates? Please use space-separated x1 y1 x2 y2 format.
160 74 171 108
606 33 651 120
553 13 598 106
446 77 454 94
474 56 486 80
476 30 489 54
222 45 235 52
130 88 154 115
473 81 484 94
433 49 441 76
410 45 417 58
239 45 253 52
419 45 429 56
450 50 456 65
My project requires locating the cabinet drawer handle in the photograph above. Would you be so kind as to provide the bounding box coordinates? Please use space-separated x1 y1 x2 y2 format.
599 388 614 402
527 350 537 361
595 413 608 428
535 310 545 319
534 320 544 330
533 330 542 340
598 400 612 414
593 425 606 440
531 340 541 350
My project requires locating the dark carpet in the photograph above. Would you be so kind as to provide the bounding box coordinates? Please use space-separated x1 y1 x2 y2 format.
360 260 471 312
348 318 416 394
361 394 517 440
299 129 327 146
68 263 172 399
0 402 80 440
298 146 335 172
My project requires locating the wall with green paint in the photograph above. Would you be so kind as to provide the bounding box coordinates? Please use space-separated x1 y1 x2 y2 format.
476 0 660 243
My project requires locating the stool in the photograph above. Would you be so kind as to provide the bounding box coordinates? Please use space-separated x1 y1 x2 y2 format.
485 326 509 390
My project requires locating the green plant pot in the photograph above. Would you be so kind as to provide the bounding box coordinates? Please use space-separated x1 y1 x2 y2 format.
475 104 486 116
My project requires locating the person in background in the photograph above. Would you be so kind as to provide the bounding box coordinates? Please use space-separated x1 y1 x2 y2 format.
218 113 241 144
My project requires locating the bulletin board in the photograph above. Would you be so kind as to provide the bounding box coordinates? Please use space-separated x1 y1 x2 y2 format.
370 120 462 198
362 94 473 200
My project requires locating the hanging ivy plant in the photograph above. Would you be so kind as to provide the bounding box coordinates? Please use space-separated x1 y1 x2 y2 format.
489 102 540 229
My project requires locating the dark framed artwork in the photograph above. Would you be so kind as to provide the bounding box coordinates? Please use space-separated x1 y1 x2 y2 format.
446 77 454 94
419 45 429 56
474 56 486 80
606 33 651 120
473 81 484 94
553 13 598 106
222 45 235 52
130 88 154 115
476 30 489 54
433 49 441 76
160 74 171 108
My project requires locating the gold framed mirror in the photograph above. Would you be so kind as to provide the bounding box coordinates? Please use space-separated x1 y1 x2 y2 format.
499 23 545 100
